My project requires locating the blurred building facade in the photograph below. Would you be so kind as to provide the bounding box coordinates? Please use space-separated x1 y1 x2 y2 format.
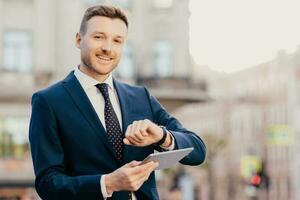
0 0 209 198
174 47 300 200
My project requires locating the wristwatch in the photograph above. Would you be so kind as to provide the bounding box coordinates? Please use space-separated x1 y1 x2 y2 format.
155 126 168 146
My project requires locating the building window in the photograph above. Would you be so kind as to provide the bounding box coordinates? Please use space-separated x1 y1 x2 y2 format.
115 43 134 79
3 31 32 72
153 40 173 77
152 0 173 8
0 117 29 159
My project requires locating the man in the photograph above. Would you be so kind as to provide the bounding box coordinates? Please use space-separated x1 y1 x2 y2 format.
29 5 206 200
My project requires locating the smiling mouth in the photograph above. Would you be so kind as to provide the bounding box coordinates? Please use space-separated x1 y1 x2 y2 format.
96 55 113 62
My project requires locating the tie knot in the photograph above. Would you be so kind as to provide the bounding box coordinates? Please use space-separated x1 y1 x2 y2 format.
96 83 109 100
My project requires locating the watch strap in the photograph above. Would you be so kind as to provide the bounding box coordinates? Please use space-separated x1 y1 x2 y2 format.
155 126 168 146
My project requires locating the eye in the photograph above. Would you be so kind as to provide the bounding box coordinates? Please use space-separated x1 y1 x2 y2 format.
94 35 105 39
114 39 122 44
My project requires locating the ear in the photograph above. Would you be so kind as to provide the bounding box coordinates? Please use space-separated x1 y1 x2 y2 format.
75 32 81 48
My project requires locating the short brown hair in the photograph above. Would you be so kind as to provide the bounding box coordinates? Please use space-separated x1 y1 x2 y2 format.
79 5 128 34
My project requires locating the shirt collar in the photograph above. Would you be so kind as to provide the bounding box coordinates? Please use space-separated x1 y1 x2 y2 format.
74 66 114 91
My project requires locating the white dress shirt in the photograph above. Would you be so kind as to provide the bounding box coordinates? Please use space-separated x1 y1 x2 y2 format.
74 67 174 199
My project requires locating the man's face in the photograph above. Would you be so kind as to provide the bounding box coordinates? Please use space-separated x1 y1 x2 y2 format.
76 16 127 78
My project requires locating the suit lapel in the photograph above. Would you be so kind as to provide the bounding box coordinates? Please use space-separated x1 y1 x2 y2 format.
113 79 133 163
113 79 132 134
62 72 118 162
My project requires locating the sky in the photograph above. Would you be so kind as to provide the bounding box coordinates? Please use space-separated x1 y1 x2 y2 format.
189 0 300 73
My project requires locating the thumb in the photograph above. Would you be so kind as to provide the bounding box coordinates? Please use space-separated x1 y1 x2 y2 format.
123 138 130 145
126 160 142 168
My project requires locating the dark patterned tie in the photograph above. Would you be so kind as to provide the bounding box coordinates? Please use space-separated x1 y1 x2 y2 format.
96 83 124 162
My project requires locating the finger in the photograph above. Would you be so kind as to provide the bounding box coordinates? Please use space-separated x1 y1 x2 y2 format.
123 138 131 145
131 162 157 183
140 162 158 181
123 138 143 147
125 124 133 138
124 162 154 183
139 170 152 183
125 123 143 144
124 125 138 145
127 135 143 145
145 161 159 172
140 120 149 137
131 121 144 142
126 131 143 145
126 161 158 191
131 121 139 133
132 161 156 175
124 139 143 147
140 130 148 137
126 160 142 167
135 130 145 141
141 161 158 181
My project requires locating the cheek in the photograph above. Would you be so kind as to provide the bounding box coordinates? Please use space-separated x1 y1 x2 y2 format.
81 43 89 52
115 47 123 57
83 46 96 57
82 40 98 51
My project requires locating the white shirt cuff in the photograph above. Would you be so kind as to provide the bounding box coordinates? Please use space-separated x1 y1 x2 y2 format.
160 131 175 150
100 175 113 199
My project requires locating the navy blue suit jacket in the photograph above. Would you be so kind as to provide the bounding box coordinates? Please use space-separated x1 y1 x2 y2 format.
29 71 206 200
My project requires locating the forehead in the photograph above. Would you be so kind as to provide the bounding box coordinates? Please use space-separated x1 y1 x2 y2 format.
85 16 127 37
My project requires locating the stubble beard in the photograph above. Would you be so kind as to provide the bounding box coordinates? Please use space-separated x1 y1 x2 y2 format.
81 54 117 77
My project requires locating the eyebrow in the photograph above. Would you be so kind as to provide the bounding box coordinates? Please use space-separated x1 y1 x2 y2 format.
92 31 125 39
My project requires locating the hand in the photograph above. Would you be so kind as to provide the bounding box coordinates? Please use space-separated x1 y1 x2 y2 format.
123 119 169 147
105 160 159 193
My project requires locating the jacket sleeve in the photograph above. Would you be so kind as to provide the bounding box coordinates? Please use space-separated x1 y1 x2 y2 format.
144 88 206 166
29 92 103 200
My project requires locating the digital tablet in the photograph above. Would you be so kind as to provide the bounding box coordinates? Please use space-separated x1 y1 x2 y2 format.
141 147 194 170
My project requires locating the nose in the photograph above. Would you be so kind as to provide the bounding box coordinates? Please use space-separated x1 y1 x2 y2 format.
101 40 112 54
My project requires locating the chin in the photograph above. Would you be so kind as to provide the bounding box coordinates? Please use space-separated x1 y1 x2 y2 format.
94 67 115 76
